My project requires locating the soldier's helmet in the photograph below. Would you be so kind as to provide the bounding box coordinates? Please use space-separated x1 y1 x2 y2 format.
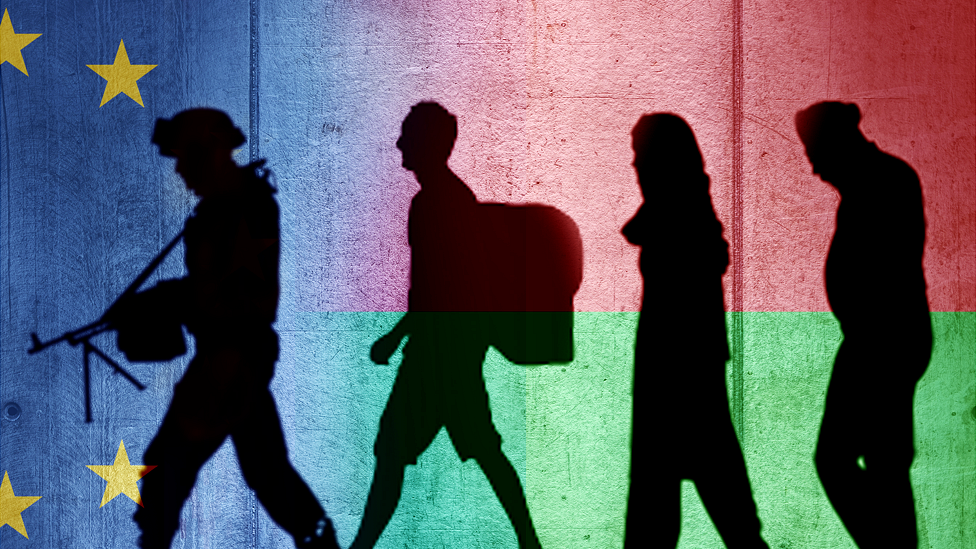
152 108 246 157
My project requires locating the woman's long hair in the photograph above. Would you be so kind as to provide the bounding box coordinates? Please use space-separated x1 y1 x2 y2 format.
627 113 728 283
632 113 705 178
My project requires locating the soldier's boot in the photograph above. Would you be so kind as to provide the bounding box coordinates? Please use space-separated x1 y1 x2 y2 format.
294 516 341 549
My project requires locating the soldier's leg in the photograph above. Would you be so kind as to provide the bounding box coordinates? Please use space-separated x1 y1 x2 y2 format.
134 388 226 549
232 388 338 548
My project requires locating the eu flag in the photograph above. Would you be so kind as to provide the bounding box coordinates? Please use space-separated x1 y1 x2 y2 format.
1 0 972 548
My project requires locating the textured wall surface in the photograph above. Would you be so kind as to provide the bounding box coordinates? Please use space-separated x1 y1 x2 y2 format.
1 0 973 547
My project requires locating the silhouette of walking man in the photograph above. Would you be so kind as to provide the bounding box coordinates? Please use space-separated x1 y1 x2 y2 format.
622 114 768 549
796 102 931 549
349 103 543 549
126 109 339 549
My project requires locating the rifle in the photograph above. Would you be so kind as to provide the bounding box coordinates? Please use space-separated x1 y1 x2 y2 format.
27 230 185 422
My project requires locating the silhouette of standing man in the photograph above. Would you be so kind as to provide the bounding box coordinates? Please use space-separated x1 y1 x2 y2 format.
128 109 339 549
622 114 768 549
796 102 931 549
349 103 542 549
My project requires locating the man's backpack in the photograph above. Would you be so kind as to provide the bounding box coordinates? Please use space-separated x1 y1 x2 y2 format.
478 203 583 364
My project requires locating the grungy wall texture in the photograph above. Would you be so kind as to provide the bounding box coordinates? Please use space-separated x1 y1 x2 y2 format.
0 0 973 548
741 0 975 313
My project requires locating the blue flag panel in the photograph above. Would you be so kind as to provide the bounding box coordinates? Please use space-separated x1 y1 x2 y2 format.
1 1 255 546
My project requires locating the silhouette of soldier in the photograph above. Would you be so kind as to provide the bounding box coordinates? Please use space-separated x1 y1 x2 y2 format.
349 103 543 549
124 109 339 549
796 102 931 549
622 114 768 549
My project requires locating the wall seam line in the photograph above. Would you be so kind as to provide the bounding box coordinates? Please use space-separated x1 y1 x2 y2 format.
731 0 746 442
249 0 261 546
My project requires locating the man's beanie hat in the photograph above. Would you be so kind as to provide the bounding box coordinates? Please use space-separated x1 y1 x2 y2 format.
795 101 862 148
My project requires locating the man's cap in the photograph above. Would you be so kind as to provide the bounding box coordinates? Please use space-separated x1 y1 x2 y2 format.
152 108 246 156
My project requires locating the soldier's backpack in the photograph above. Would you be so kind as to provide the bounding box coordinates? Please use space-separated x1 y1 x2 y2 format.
114 279 187 363
106 232 189 363
477 203 583 364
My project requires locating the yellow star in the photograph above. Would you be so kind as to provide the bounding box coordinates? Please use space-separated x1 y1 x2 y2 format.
0 471 41 539
0 9 41 76
86 40 157 107
86 440 156 508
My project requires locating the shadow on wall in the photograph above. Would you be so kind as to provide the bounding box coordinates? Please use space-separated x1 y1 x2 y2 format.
797 101 932 549
350 102 582 549
119 109 339 549
622 113 769 549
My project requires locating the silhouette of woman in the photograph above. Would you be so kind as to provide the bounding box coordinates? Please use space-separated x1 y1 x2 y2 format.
622 114 768 549
796 102 931 549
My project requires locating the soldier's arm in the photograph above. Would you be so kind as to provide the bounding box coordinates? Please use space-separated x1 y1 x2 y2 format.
105 276 190 326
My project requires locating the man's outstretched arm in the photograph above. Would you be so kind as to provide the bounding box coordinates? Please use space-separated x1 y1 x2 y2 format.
370 312 414 364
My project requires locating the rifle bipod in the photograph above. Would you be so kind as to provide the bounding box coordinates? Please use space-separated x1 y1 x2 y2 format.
26 230 182 423
29 330 146 423
81 339 147 423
